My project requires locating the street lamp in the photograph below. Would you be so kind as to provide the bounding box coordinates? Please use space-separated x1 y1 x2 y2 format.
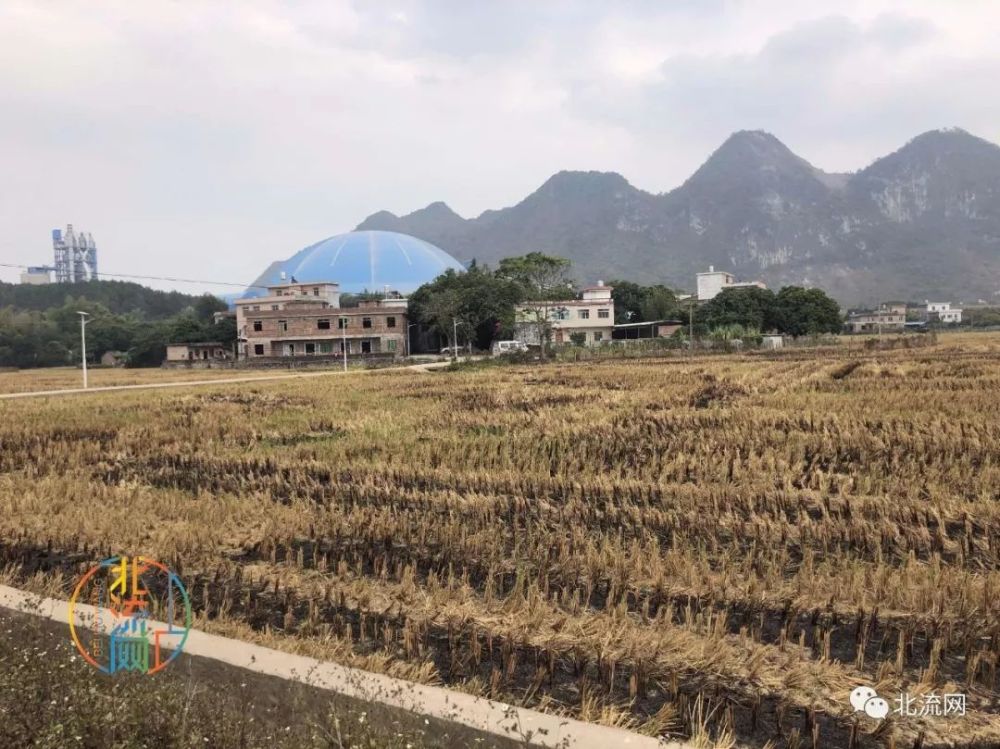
339 316 348 372
406 323 417 358
76 311 90 388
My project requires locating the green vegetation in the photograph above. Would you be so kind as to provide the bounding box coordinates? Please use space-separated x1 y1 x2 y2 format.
0 279 220 318
0 610 443 748
695 285 842 336
0 280 233 369
409 256 844 356
608 280 682 324
408 264 521 351
966 306 1000 328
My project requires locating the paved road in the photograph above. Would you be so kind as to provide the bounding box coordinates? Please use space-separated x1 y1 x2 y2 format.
0 584 679 748
0 360 457 401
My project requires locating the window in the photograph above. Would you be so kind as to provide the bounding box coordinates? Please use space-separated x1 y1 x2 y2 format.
253 344 264 356
593 331 603 342
361 341 372 354
317 318 330 330
387 339 396 352
271 304 279 311
598 308 610 319
285 343 295 356
278 320 288 332
313 287 320 296
579 309 590 320
386 316 396 328
552 308 568 320
340 340 349 354
305 343 315 355
252 320 262 332
362 317 372 329
338 318 349 329
252 305 260 311
319 342 332 354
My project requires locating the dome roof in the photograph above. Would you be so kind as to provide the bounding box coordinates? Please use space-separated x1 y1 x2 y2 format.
245 231 465 297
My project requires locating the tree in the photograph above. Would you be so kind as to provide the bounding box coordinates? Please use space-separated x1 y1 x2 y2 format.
609 280 681 324
0 281 241 369
772 286 842 336
967 307 1000 328
0 279 220 318
193 294 228 322
497 253 574 360
409 267 522 352
609 280 646 324
697 287 778 332
640 285 681 322
496 253 574 301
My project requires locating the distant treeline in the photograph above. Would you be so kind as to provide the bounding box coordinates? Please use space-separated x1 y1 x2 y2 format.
0 280 234 369
0 279 216 318
406 254 845 352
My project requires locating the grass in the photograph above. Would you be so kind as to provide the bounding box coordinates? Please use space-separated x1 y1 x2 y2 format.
0 366 251 394
0 609 449 749
2 331 1000 747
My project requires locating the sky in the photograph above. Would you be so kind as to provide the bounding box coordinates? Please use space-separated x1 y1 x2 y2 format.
1 0 999 293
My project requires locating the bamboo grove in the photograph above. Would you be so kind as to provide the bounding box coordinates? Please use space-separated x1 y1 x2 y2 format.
2 333 1000 747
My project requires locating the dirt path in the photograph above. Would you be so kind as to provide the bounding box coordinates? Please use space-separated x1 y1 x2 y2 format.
0 360 457 400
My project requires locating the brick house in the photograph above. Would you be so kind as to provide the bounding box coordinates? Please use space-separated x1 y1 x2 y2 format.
235 281 408 362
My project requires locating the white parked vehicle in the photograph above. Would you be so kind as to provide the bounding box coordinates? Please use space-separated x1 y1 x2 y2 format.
491 340 528 356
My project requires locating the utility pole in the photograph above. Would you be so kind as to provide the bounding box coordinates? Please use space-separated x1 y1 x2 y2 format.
688 299 696 354
77 311 90 388
340 317 348 371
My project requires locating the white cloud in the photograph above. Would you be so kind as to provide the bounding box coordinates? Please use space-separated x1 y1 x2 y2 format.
0 0 998 290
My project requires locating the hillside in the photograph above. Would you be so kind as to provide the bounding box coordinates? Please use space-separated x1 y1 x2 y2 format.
0 279 220 318
357 128 1000 305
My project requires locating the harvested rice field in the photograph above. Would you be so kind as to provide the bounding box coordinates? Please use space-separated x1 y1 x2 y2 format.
3 333 1000 747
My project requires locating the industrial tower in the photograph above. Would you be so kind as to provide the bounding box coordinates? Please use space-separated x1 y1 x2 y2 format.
52 225 98 283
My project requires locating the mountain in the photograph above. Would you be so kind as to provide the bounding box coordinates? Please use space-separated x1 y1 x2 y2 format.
356 128 1000 305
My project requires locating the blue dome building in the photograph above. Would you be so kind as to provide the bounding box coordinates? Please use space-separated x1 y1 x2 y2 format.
245 230 465 297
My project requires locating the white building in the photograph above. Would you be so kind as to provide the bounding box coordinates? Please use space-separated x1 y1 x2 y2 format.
515 282 615 346
696 266 766 301
19 266 52 285
926 301 962 324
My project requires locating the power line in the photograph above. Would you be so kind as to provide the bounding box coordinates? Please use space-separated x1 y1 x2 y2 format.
0 262 265 289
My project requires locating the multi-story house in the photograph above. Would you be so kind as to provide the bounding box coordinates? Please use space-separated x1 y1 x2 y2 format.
845 303 907 333
696 266 767 301
926 301 963 324
515 282 615 346
234 281 408 362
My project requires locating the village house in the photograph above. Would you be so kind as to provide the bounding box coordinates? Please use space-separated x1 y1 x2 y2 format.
165 342 232 365
515 282 615 346
696 266 767 301
234 281 407 362
845 303 907 334
925 301 963 324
